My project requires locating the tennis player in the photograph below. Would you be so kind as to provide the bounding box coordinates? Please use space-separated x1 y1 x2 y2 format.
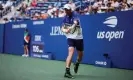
61 4 84 79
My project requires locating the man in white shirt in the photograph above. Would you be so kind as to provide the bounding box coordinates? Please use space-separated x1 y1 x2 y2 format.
61 4 84 79
58 8 66 17
47 5 54 18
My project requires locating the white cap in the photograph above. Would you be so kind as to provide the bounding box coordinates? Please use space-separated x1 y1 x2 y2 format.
63 4 71 10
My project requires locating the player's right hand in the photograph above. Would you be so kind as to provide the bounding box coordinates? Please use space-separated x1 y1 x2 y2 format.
65 28 70 34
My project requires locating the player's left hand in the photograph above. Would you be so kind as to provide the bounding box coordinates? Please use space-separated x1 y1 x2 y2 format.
65 28 70 34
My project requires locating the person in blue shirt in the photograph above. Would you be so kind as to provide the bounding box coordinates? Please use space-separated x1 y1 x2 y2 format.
61 4 84 79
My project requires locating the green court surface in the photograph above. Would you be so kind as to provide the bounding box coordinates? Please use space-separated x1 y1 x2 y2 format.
0 54 133 80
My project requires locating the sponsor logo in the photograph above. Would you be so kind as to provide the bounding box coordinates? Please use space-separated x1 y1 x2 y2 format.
97 16 124 41
42 55 49 58
33 54 49 59
50 26 65 36
103 16 117 28
33 21 44 25
32 45 43 53
95 61 107 66
35 35 42 41
12 24 27 29
97 31 124 41
33 54 41 58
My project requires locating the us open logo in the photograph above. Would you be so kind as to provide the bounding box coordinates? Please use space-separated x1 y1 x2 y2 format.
95 61 107 66
97 16 125 41
103 16 117 28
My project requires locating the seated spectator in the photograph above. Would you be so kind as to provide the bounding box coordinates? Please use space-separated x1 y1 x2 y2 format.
5 0 13 8
32 13 40 20
40 11 48 19
111 0 120 11
17 13 25 21
58 8 65 17
10 17 16 22
3 18 9 23
84 6 93 15
14 9 20 18
93 0 102 9
129 1 133 10
75 8 81 15
0 3 4 11
120 2 129 11
106 2 115 12
25 7 31 16
103 0 108 5
97 3 108 13
52 7 59 18
19 3 28 16
23 13 31 20
47 5 54 18
31 0 37 7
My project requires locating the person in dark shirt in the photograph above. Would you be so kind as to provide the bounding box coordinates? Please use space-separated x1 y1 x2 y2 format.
22 28 30 57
